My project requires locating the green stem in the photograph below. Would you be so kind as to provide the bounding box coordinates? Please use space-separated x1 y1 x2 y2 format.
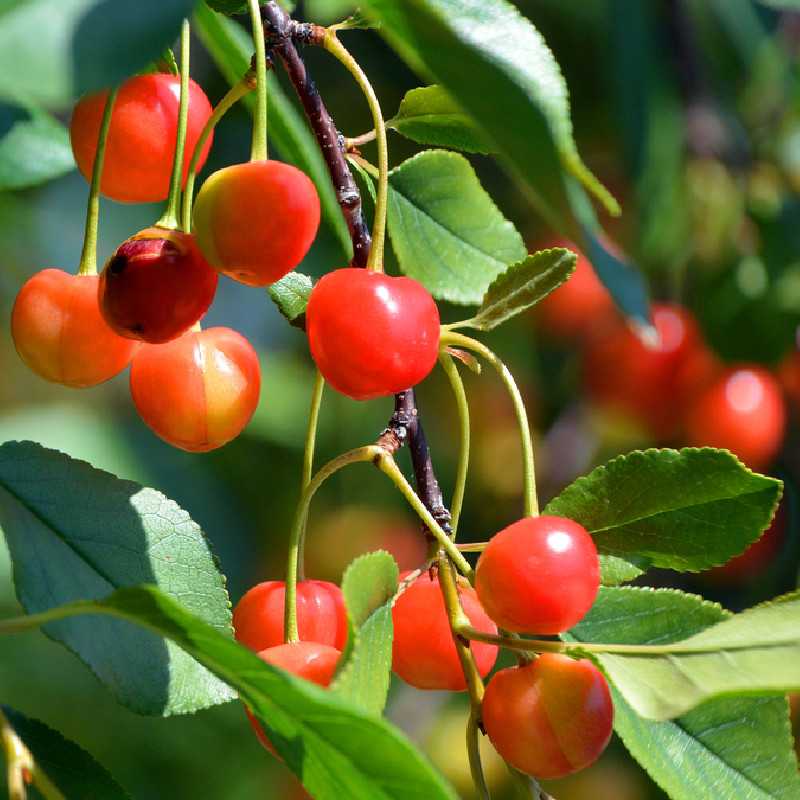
438 354 470 536
467 714 491 800
247 0 268 161
156 19 191 231
324 32 388 272
441 331 538 517
77 88 117 276
181 76 253 232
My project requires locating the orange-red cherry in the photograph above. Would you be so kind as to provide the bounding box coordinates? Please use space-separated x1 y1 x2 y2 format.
391 571 498 691
129 326 260 452
192 161 321 287
11 269 138 387
476 516 599 635
70 73 213 204
233 580 348 653
306 269 441 401
99 227 218 344
482 654 614 780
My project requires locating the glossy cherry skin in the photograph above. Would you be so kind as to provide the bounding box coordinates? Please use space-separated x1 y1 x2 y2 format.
392 571 498 691
482 654 614 780
233 580 348 653
11 269 139 387
192 161 321 287
129 326 260 452
99 227 218 344
684 366 786 470
70 73 213 204
306 269 441 401
476 516 599 635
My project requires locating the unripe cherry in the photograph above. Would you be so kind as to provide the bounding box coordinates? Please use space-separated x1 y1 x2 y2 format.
70 73 213 204
233 580 348 653
11 269 138 387
192 161 321 287
482 654 613 780
476 516 599 635
391 571 498 691
306 269 441 401
129 326 260 452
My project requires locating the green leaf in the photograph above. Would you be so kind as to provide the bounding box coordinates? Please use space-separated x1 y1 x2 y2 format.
569 588 800 800
458 248 577 331
268 271 314 327
332 551 398 715
193 5 351 260
597 554 646 586
545 448 782 578
0 586 458 800
387 86 490 154
203 0 247 14
387 150 526 304
0 102 74 189
305 0 358 24
0 707 129 799
0 0 196 109
0 441 234 716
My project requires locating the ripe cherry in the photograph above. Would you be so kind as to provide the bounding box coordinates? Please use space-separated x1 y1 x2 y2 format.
306 269 441 400
11 269 138 387
482 653 613 780
192 161 321 287
70 73 213 204
233 580 348 653
476 516 599 635
129 326 260 452
391 571 498 691
99 227 218 344
684 366 786 470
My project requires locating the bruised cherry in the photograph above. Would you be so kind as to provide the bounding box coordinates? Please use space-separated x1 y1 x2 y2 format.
306 269 440 401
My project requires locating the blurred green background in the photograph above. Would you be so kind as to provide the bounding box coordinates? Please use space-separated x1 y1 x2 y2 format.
2 0 800 797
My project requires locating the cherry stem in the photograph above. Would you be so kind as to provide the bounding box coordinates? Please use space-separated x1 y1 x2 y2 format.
181 75 254 232
441 331 539 517
77 88 117 277
344 129 377 149
438 353 470 536
1 709 64 800
323 31 388 272
156 18 192 231
248 0 269 161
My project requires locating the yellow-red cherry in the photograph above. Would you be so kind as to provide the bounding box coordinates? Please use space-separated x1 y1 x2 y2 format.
482 653 613 780
11 269 138 388
70 73 213 204
391 571 498 691
476 516 599 635
192 161 321 287
99 227 218 344
306 269 441 401
129 326 260 452
233 580 348 653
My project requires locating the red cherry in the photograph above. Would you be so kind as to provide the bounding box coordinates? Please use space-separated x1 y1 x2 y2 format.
306 269 441 401
482 654 613 780
777 349 800 411
99 227 218 344
233 580 348 653
684 366 786 470
476 516 599 635
11 269 138 387
391 571 498 691
192 161 321 287
70 73 213 204
129 326 260 452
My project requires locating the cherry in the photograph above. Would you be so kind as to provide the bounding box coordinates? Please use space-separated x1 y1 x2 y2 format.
129 326 260 452
233 580 348 653
391 571 498 691
192 161 321 287
482 653 613 780
306 269 441 401
99 227 218 344
684 366 786 470
70 73 213 204
11 269 138 388
476 516 599 635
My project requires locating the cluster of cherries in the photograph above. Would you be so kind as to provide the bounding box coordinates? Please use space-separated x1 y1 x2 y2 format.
233 515 612 781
